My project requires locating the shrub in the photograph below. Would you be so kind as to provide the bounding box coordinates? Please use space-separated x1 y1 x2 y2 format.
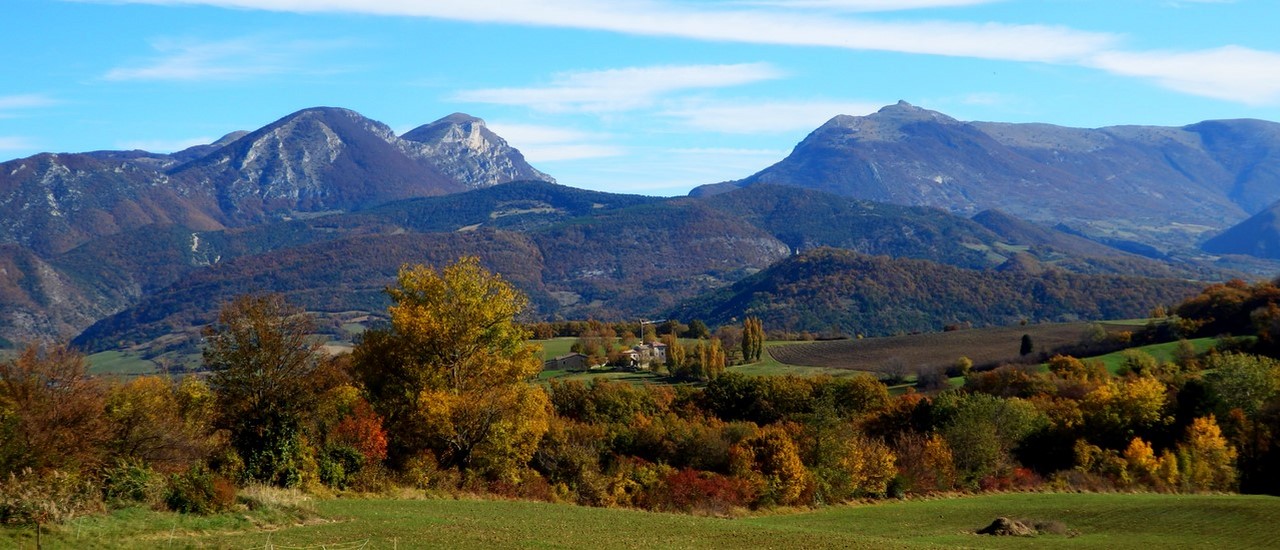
101 460 166 508
0 468 104 525
659 468 754 515
317 445 366 489
165 465 236 515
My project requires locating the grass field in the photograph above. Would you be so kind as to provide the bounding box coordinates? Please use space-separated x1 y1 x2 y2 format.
1081 337 1218 374
768 322 1130 374
6 492 1278 549
85 351 159 377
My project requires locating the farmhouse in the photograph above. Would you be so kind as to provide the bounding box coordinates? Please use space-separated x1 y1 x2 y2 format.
545 352 589 371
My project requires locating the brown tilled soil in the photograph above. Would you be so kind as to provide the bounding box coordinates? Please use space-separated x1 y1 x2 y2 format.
768 322 1131 374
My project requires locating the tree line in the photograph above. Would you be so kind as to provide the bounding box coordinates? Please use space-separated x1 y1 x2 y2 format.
3 259 1279 529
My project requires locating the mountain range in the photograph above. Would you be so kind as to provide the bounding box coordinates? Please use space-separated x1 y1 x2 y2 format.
694 101 1280 256
4 103 1280 353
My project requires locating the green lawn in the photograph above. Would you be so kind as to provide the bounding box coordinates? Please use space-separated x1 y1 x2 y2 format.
8 492 1279 549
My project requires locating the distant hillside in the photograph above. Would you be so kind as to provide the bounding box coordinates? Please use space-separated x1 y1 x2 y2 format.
693 101 1280 252
1202 200 1280 259
67 183 1207 354
669 247 1202 336
0 108 556 345
0 107 553 256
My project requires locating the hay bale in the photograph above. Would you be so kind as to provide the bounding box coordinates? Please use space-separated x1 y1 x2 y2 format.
976 517 1036 536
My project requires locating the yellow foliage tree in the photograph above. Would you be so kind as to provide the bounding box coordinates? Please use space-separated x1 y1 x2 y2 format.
1177 415 1238 492
1122 437 1159 487
353 257 549 481
837 433 896 498
730 426 810 507
1081 375 1170 446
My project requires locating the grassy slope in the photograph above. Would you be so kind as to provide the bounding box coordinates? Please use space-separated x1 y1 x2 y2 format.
1083 337 1217 374
9 493 1279 549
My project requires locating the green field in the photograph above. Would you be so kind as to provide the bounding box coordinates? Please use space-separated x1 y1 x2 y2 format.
1081 337 1218 374
85 351 160 377
6 492 1278 549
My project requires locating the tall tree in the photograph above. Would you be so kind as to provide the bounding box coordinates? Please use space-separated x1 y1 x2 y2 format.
353 257 549 481
204 294 323 486
1020 334 1034 356
742 317 765 363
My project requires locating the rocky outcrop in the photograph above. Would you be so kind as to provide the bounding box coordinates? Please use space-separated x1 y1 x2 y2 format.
401 113 555 188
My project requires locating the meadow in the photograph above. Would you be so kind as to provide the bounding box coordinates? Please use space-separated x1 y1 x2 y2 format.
6 492 1278 549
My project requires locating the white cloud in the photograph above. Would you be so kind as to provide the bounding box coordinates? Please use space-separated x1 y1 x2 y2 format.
453 63 785 113
735 0 1004 11
486 122 625 161
0 94 58 111
0 94 58 118
96 0 1280 105
664 99 882 133
0 136 36 151
104 35 349 82
99 0 1115 64
1090 46 1280 106
117 136 217 152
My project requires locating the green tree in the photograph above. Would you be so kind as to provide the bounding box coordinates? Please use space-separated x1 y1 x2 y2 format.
686 319 711 340
353 257 549 481
1020 334 1034 356
1204 353 1280 417
204 294 323 486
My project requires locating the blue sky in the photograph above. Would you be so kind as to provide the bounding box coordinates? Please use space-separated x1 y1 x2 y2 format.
4 0 1280 196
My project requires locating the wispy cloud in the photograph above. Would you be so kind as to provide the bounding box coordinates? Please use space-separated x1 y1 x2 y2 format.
454 63 785 113
735 0 1004 11
99 1 1115 64
0 136 36 151
0 94 58 118
665 99 883 133
104 35 350 82
93 0 1280 105
486 122 625 161
1090 46 1280 105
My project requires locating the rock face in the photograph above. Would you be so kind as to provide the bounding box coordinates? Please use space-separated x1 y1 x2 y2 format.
694 101 1280 252
172 107 464 222
401 113 555 188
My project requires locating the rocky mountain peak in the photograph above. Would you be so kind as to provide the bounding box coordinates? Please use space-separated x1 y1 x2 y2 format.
399 112 555 187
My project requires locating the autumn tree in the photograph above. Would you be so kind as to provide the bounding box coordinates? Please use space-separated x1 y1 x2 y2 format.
742 317 765 363
0 344 108 475
1177 415 1238 492
353 257 549 482
104 376 210 473
730 426 810 507
204 294 324 486
662 333 686 373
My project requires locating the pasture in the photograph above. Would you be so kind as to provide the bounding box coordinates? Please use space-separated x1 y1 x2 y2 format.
6 492 1278 549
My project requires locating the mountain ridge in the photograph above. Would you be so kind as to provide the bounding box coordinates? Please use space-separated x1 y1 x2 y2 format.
692 102 1280 253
